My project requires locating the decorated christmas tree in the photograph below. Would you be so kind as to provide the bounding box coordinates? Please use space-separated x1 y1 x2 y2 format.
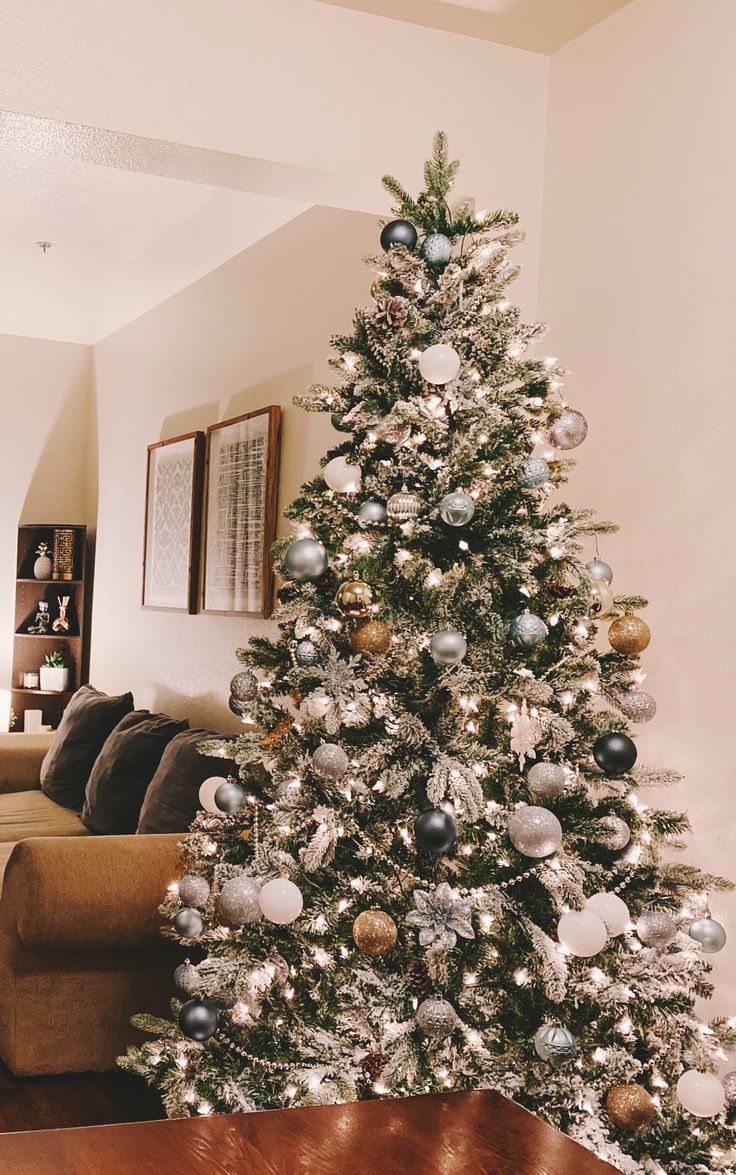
123 135 736 1173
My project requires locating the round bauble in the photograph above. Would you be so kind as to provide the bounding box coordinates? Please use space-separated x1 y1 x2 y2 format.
438 490 475 527
335 580 376 618
636 909 677 950
229 695 247 717
415 997 457 1040
608 615 651 656
418 343 461 385
593 732 637 775
230 670 258 703
518 456 550 489
606 1084 656 1131
526 761 567 799
352 909 398 956
331 411 352 432
596 815 632 851
585 892 631 937
349 619 392 656
214 780 247 814
414 808 457 854
380 219 418 252
619 688 657 724
174 960 201 995
721 1071 736 1108
688 916 727 954
589 581 615 618
294 638 321 668
179 999 219 1042
430 630 467 665
283 538 329 582
586 558 613 584
173 908 203 938
258 878 303 925
557 910 608 957
324 456 361 494
534 1024 576 1064
311 742 349 781
357 500 388 528
387 487 420 522
420 233 452 267
199 775 230 814
549 408 588 450
178 874 211 909
215 874 262 928
677 1070 726 1118
509 612 548 650
375 416 411 446
508 807 562 859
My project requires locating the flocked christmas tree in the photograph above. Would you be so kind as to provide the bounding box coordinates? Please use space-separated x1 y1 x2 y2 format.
123 135 736 1173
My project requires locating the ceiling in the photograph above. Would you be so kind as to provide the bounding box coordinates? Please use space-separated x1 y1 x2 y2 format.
317 0 634 53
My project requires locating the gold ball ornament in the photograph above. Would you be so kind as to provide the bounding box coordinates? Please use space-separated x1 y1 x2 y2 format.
352 909 398 957
606 1084 657 1131
370 276 387 302
588 580 614 618
335 580 376 618
608 614 651 656
349 619 392 656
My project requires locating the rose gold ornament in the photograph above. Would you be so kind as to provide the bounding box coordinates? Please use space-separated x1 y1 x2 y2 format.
349 620 392 656
352 909 398 956
608 615 651 656
335 580 376 617
606 1084 656 1131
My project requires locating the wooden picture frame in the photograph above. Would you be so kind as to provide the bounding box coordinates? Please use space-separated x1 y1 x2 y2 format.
202 406 282 618
142 431 205 613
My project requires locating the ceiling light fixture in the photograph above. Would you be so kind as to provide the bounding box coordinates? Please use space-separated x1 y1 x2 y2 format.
35 241 53 253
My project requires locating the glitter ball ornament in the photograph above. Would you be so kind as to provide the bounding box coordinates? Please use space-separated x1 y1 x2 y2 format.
380 219 418 251
179 999 219 1042
620 688 657 723
173 908 203 938
526 761 567 799
518 456 550 489
589 581 614 618
418 343 461 385
534 1024 576 1064
688 916 727 954
199 775 229 814
415 998 457 1040
593 732 637 774
311 743 349 781
174 960 201 995
214 780 247 813
596 815 632 851
258 878 303 925
335 580 375 617
606 1084 657 1131
549 408 588 450
215 874 262 928
586 558 613 584
294 638 321 668
608 615 651 656
585 892 631 936
508 806 562 858
324 456 361 494
261 716 292 751
350 619 392 656
178 874 211 909
721 1071 736 1108
430 630 467 665
557 909 608 957
438 490 475 526
636 909 677 950
352 909 398 956
283 538 329 582
387 487 420 522
420 233 453 267
230 671 258 703
414 808 457 854
677 1070 726 1118
509 612 548 650
357 500 388 528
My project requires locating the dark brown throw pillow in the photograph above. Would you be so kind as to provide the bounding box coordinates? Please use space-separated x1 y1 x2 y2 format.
40 685 135 810
81 710 189 835
137 729 235 835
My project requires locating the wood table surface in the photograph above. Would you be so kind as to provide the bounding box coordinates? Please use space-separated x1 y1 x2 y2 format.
0 1089 616 1175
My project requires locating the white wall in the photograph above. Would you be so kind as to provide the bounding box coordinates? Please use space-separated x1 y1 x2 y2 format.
540 0 736 1011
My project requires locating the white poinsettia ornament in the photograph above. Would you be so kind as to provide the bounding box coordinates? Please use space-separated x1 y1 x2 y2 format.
406 883 475 952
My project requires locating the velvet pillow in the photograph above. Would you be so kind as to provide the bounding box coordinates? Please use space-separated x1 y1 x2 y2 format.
81 710 188 835
137 728 235 835
40 685 135 810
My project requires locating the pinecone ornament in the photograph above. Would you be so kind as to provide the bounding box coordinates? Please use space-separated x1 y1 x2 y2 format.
374 296 408 328
405 956 433 996
361 1050 389 1082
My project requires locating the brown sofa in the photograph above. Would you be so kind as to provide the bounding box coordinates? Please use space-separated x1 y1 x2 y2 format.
0 733 183 1075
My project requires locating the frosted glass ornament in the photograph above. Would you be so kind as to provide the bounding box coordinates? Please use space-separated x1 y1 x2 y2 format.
438 490 475 526
549 408 588 450
430 630 467 665
418 344 461 385
508 807 562 858
324 456 361 493
585 892 630 937
620 689 657 724
676 1070 726 1118
557 910 608 957
518 457 550 489
199 776 230 814
258 878 303 925
636 909 677 950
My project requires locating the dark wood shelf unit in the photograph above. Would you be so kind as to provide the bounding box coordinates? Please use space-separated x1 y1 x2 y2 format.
10 525 90 732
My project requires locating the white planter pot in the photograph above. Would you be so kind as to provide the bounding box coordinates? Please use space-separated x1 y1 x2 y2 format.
39 666 70 692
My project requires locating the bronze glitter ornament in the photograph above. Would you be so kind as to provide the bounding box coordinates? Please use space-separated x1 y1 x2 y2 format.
260 716 293 751
335 580 376 617
606 1084 657 1131
608 614 651 656
352 909 398 956
349 619 392 656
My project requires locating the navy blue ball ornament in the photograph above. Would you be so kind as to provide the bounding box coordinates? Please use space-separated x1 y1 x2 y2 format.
380 220 418 252
421 234 453 267
179 999 219 1042
414 808 457 854
283 538 329 582
593 732 637 775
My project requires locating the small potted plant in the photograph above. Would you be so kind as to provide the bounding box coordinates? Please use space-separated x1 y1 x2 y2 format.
39 650 70 693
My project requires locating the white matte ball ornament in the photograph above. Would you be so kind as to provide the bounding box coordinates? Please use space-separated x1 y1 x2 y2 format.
418 344 461 385
585 892 631 937
311 743 349 781
324 456 361 494
258 878 303 925
557 910 608 957
430 631 467 665
199 776 230 814
676 1070 726 1118
508 807 563 859
526 761 567 799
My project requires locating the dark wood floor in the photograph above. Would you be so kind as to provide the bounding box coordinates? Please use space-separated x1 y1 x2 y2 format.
0 1062 164 1133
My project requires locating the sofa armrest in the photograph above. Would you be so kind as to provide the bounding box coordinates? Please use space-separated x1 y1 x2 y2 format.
0 733 53 794
2 834 184 951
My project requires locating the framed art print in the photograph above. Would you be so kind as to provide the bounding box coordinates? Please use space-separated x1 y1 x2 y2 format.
202 406 282 617
142 431 205 612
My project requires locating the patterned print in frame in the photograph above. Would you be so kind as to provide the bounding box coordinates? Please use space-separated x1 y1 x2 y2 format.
142 432 204 612
203 406 282 618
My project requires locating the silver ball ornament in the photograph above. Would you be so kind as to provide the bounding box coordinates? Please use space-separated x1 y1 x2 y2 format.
509 612 548 650
357 500 388 528
215 874 263 928
589 581 615 618
173 908 203 938
586 558 613 584
311 743 349 781
420 233 453 267
415 997 458 1039
721 1072 736 1108
518 457 550 489
620 689 657 724
294 639 321 668
177 874 211 909
636 909 678 950
534 1024 576 1064
508 806 563 858
174 960 201 995
230 671 258 703
688 916 727 954
549 408 588 450
438 490 475 527
214 780 247 813
526 761 567 799
430 630 467 665
387 488 420 522
283 538 328 582
596 815 631 851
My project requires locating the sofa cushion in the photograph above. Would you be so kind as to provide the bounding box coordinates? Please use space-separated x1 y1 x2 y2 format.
81 711 188 835
40 686 134 810
137 728 235 834
0 789 87 844
0 732 54 794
